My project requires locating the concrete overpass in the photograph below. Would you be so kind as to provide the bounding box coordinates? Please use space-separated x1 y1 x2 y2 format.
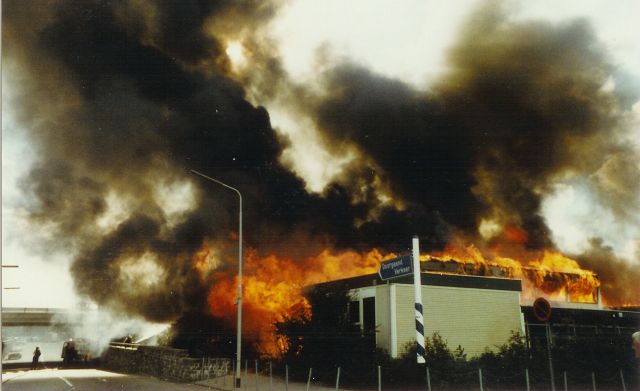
1 307 80 326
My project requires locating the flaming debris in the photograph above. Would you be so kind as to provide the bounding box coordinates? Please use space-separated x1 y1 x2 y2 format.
3 1 639 353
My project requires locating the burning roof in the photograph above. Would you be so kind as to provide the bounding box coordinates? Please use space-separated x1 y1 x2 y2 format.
421 257 600 305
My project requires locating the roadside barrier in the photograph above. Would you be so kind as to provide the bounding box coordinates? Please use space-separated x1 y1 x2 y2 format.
103 348 637 391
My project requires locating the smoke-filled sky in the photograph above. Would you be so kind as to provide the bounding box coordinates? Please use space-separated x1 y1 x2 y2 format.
2 0 639 315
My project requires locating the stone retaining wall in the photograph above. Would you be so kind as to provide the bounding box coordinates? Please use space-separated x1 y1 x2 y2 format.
102 344 230 382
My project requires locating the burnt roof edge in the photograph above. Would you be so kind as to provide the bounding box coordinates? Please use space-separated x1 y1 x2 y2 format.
309 272 522 292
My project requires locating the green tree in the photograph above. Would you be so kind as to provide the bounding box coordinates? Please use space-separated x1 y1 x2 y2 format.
274 283 381 385
478 332 529 388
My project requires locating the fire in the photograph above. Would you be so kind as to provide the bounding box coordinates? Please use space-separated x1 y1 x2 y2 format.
203 241 602 357
503 225 529 245
206 248 388 356
427 244 600 304
526 252 600 303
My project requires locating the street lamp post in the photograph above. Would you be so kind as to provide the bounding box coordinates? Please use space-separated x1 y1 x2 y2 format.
191 170 243 388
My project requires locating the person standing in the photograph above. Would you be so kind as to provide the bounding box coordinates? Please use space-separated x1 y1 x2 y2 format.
31 347 41 370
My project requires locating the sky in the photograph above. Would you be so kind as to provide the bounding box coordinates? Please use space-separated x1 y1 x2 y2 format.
2 0 639 311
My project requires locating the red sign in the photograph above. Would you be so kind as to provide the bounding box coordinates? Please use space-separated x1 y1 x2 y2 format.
533 297 552 322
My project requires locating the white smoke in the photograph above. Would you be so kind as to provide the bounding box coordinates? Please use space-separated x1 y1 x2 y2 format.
61 304 169 356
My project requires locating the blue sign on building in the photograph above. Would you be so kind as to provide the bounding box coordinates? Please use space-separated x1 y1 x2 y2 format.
378 255 413 280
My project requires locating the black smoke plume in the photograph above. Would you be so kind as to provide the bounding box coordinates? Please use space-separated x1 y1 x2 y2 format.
574 239 640 306
308 9 621 249
2 0 445 329
3 0 639 337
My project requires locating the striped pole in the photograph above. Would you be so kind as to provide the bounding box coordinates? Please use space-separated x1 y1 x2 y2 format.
413 236 426 363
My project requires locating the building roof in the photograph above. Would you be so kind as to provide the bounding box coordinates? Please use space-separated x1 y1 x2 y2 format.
310 272 522 292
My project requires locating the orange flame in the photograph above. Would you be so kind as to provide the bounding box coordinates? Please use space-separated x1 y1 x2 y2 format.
503 225 529 245
206 248 387 356
202 241 603 357
427 244 600 303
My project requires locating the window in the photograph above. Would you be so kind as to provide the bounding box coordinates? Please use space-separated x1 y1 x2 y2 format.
363 297 375 331
348 300 360 324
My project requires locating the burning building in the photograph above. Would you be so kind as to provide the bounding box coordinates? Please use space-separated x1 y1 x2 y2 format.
309 255 639 358
3 1 640 358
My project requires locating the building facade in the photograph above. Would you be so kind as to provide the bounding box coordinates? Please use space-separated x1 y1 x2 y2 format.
315 272 523 357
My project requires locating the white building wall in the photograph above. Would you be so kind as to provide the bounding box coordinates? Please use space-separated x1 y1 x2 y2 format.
373 285 390 351
393 283 522 357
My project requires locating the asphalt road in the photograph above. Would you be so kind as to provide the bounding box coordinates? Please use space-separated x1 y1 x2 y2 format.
1 368 205 390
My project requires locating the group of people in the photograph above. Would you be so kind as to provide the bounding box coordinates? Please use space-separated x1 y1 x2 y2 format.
31 340 80 369
30 340 79 370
